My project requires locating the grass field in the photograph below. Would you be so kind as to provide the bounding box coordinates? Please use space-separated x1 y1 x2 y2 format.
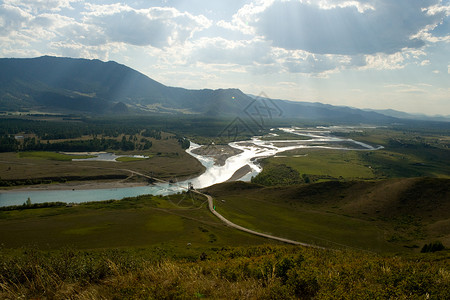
361 148 450 178
260 129 311 141
215 192 391 251
115 156 149 162
18 151 95 161
0 243 447 299
0 193 273 250
1 243 448 299
0 191 448 299
0 137 204 186
206 178 450 253
264 149 376 181
255 127 450 183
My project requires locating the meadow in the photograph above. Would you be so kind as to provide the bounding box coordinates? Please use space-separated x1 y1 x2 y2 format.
18 151 95 161
0 193 270 250
0 195 448 299
206 177 450 253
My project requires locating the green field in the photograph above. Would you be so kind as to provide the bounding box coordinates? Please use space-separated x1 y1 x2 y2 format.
254 127 450 184
206 178 450 253
0 193 272 250
0 136 204 188
0 193 449 299
260 129 312 141
261 149 376 181
215 192 391 251
18 151 95 161
115 156 149 162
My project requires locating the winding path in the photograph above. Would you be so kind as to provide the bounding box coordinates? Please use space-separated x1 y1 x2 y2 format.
193 190 324 249
74 166 324 248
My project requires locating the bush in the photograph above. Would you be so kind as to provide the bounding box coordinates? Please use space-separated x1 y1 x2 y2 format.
421 241 445 253
252 164 302 186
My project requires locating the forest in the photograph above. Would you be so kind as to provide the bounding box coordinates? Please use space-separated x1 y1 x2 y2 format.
0 117 164 152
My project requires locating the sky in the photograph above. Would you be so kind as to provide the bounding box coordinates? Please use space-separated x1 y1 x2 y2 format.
0 0 449 115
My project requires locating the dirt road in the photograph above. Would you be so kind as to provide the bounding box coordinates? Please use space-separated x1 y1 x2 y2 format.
195 190 324 248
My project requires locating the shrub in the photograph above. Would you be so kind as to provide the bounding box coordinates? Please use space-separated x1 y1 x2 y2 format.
421 241 445 253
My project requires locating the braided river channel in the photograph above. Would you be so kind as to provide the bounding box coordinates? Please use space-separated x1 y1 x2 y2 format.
0 127 382 207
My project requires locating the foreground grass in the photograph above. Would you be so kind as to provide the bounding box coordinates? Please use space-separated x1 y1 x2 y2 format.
0 245 448 299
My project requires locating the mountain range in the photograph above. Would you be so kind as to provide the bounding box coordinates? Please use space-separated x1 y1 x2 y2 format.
0 56 447 123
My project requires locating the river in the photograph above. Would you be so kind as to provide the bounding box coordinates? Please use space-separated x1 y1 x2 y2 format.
0 126 382 207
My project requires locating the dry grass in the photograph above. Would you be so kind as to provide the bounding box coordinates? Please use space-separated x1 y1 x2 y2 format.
1 245 449 299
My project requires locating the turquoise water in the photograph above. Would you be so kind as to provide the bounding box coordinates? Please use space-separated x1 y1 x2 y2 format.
0 183 183 207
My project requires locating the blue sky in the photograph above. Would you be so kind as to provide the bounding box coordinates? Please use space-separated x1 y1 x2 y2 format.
1 0 449 115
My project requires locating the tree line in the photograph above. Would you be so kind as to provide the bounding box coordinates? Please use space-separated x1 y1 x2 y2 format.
0 135 152 152
0 118 163 140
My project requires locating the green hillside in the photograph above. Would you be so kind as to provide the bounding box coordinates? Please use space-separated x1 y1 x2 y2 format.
205 178 450 252
0 180 449 298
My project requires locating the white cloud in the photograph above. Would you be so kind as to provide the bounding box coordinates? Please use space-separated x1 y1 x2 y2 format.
49 41 121 61
3 0 79 13
84 5 212 48
277 81 298 87
217 0 274 35
362 52 406 70
316 0 375 13
0 4 32 36
281 53 350 74
244 0 445 55
188 37 273 65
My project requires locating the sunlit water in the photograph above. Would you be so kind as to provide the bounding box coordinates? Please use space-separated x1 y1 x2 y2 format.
0 126 382 207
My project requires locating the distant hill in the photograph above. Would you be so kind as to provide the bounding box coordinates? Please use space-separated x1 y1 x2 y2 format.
364 108 450 122
0 56 399 123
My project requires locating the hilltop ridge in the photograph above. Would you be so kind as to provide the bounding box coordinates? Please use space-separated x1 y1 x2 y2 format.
0 56 402 123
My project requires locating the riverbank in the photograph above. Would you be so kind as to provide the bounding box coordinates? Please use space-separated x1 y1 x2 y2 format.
226 165 252 182
0 179 151 192
190 144 243 166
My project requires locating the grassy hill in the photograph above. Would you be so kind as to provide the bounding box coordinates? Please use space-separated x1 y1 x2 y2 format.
205 178 450 252
0 181 449 298
0 193 271 249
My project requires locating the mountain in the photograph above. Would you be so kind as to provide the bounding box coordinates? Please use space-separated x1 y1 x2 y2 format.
364 108 450 122
248 94 397 123
0 56 252 115
0 56 397 124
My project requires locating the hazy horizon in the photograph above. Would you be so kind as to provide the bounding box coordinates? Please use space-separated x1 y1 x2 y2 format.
1 0 448 115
